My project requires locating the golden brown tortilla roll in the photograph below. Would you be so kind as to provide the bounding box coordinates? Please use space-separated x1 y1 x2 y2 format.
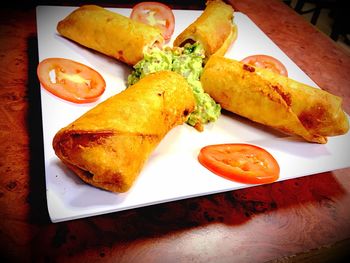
53 71 195 192
201 55 349 143
173 0 237 58
57 5 164 65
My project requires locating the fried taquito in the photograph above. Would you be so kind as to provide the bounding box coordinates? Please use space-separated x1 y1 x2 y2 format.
57 5 164 65
173 0 237 58
53 71 195 192
201 55 349 143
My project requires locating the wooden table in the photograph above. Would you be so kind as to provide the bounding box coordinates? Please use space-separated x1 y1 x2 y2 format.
1 0 349 262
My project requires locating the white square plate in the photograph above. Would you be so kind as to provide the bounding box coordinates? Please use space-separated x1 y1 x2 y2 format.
36 6 350 222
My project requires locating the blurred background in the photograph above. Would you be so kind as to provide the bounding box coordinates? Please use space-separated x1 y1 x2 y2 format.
283 0 349 53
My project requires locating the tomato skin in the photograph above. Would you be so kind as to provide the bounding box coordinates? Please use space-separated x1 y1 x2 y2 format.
198 144 280 184
241 55 288 77
130 2 175 41
37 58 106 104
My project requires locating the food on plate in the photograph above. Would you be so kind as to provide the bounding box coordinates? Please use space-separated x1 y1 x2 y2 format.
130 1 175 41
201 55 349 143
198 144 280 184
173 0 237 59
57 5 164 65
53 71 195 193
128 1 238 130
241 55 288 77
128 42 221 131
37 58 106 103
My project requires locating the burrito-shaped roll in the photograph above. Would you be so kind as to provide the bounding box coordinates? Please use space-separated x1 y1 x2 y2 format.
57 5 164 65
53 71 195 192
173 0 237 58
201 56 349 143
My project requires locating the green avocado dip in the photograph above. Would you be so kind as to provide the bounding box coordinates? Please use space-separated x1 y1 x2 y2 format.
127 42 221 130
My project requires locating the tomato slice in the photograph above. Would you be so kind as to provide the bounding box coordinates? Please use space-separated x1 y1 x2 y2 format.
241 55 288 77
130 2 175 41
37 58 106 104
198 144 280 184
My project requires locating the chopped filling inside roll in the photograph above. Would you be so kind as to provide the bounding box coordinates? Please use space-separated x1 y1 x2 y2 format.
127 42 221 131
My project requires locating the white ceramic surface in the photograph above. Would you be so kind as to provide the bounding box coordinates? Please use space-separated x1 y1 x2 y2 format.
36 6 350 223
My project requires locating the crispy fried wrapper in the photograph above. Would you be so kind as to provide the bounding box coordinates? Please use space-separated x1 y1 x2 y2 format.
173 0 237 58
201 56 349 143
53 71 195 192
57 5 164 65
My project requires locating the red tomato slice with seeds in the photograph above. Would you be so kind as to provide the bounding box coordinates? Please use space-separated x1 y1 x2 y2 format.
130 2 175 41
37 58 105 104
198 144 280 184
241 55 288 77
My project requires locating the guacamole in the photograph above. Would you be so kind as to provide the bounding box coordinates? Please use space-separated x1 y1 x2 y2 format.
127 42 221 130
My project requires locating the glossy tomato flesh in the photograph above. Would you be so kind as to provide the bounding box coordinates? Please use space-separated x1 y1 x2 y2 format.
198 144 280 184
130 2 175 40
37 58 105 103
241 55 288 76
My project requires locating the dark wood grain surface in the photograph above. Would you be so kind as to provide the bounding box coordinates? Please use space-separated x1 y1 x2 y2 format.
0 0 349 262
